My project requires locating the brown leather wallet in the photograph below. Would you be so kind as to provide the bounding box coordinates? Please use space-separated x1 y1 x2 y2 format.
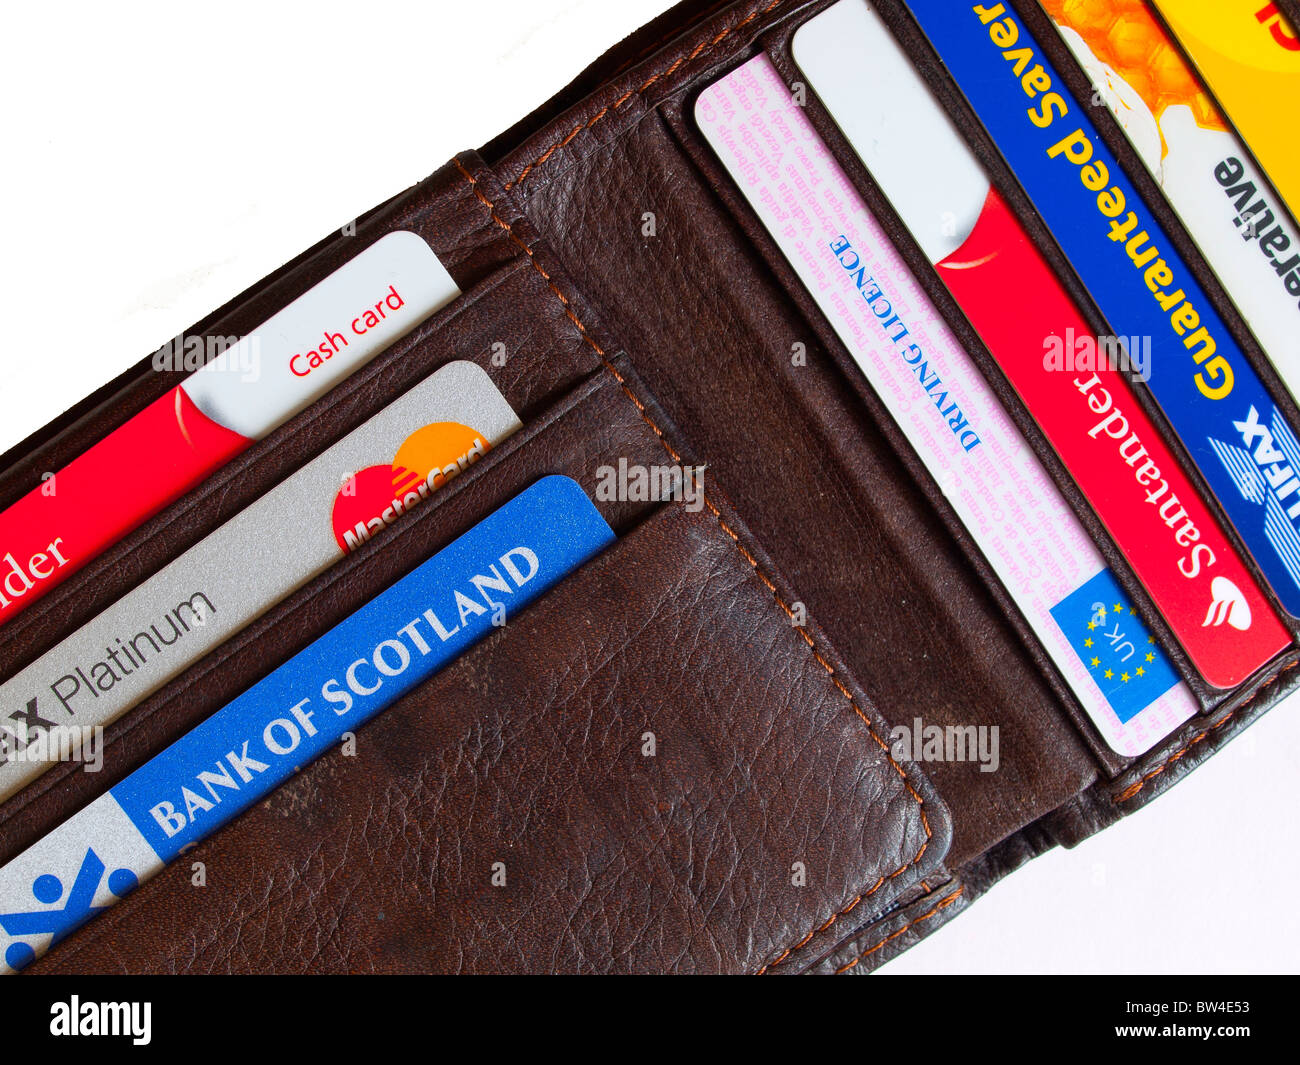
5 0 1299 974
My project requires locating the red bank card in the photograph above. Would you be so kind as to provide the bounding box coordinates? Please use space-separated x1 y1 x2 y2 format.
938 189 1287 686
0 388 248 619
0 231 457 626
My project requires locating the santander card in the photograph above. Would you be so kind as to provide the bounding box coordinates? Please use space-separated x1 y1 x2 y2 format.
0 231 458 627
697 51 1199 754
790 0 1288 688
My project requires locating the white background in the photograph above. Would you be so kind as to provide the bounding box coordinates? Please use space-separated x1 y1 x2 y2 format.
1 0 1296 974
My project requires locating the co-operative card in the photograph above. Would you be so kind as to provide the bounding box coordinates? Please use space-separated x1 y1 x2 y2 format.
697 51 1202 754
0 476 615 971
1149 0 1300 222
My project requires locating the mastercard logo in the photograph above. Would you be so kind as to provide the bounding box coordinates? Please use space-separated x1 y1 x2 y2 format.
331 421 491 552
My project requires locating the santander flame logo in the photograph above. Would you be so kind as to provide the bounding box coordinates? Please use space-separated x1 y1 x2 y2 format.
1202 576 1252 631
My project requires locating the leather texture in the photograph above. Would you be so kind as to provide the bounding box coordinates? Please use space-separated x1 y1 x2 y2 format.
6 0 1299 973
36 500 950 974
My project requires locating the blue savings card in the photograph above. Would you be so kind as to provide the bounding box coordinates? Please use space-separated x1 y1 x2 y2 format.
115 474 616 859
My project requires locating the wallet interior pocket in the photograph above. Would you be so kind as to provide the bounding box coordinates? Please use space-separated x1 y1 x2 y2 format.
0 355 671 858
32 492 951 975
477 0 1300 864
489 99 1098 867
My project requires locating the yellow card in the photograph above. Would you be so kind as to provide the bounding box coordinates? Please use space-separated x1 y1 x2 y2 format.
1150 0 1300 218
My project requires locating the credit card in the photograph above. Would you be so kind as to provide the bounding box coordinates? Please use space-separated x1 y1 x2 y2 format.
0 475 615 972
900 0 1300 622
1149 0 1300 221
1041 0 1300 397
792 0 1289 689
0 360 520 802
0 231 459 626
697 52 1200 753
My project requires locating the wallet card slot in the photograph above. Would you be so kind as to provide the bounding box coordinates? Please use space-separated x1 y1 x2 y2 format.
32 493 952 975
746 9 1300 733
0 241 604 679
673 20 1203 765
756 0 1300 839
490 85 1098 866
0 361 672 861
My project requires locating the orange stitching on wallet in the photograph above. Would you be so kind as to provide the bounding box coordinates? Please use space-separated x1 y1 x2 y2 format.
1113 658 1300 803
503 0 790 190
607 0 736 82
833 886 965 975
452 156 933 976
